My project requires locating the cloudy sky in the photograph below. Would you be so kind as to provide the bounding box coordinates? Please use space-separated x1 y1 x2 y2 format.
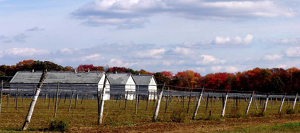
0 0 300 75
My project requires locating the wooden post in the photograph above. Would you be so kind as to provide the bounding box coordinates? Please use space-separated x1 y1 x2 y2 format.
75 93 78 109
22 70 47 130
253 97 259 111
64 93 67 104
68 89 74 112
263 94 269 112
54 83 59 118
58 92 62 106
192 88 204 120
221 90 229 117
279 94 286 113
135 85 139 114
44 93 47 103
187 91 192 113
22 89 24 104
119 94 122 107
164 95 168 113
124 91 128 110
48 94 51 110
182 95 185 108
98 74 107 125
206 94 209 113
16 87 19 110
245 91 255 115
152 83 165 122
0 80 3 116
7 94 9 107
81 94 85 104
292 93 298 110
146 91 149 110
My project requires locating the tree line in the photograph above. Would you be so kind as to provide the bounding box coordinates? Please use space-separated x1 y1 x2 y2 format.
1 60 300 93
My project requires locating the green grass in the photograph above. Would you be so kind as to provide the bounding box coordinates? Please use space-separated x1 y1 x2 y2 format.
0 95 299 131
229 122 300 133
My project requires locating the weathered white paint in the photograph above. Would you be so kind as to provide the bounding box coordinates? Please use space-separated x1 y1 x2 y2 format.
125 75 136 100
98 74 110 100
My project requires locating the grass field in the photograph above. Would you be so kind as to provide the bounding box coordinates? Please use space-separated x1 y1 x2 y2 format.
0 94 299 132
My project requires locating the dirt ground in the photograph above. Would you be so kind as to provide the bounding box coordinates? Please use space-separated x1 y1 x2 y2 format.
69 114 300 133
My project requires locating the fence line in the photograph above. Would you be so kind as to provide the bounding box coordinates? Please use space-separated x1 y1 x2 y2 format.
1 81 300 129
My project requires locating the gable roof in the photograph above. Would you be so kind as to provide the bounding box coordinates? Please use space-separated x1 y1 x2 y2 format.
44 71 105 84
132 75 154 86
10 71 43 83
107 73 133 85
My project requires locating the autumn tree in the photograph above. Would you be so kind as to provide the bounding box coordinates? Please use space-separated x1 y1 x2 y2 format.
172 70 201 90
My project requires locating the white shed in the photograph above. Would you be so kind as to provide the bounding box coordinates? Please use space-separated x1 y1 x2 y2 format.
10 71 110 100
44 71 110 100
107 73 136 100
132 75 157 100
9 71 43 93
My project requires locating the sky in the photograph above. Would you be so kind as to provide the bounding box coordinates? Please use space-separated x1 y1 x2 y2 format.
0 0 300 75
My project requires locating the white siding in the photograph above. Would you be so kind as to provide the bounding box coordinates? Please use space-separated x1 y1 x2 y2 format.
98 75 110 100
125 75 136 100
148 77 157 92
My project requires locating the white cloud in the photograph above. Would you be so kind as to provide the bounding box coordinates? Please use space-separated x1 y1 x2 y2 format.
80 54 104 61
281 38 300 45
172 47 195 55
196 55 226 65
71 0 295 28
277 64 287 68
194 67 206 73
286 47 300 57
4 48 50 56
214 34 253 45
135 48 165 59
224 66 238 73
263 54 283 60
211 66 223 72
0 50 3 58
108 58 136 67
163 60 173 66
26 27 44 31
60 48 78 54
13 33 29 43
210 66 238 73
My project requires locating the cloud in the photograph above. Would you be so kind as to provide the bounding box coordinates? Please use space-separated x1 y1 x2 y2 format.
210 66 238 73
60 48 79 54
13 33 29 43
71 0 295 28
4 48 50 56
196 55 226 65
224 66 238 73
26 27 44 31
286 47 300 57
281 38 300 44
211 66 223 72
263 54 283 60
0 35 7 40
108 58 136 67
277 64 287 69
80 54 104 61
172 47 195 55
267 38 300 45
214 34 253 45
135 48 165 59
194 67 206 73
